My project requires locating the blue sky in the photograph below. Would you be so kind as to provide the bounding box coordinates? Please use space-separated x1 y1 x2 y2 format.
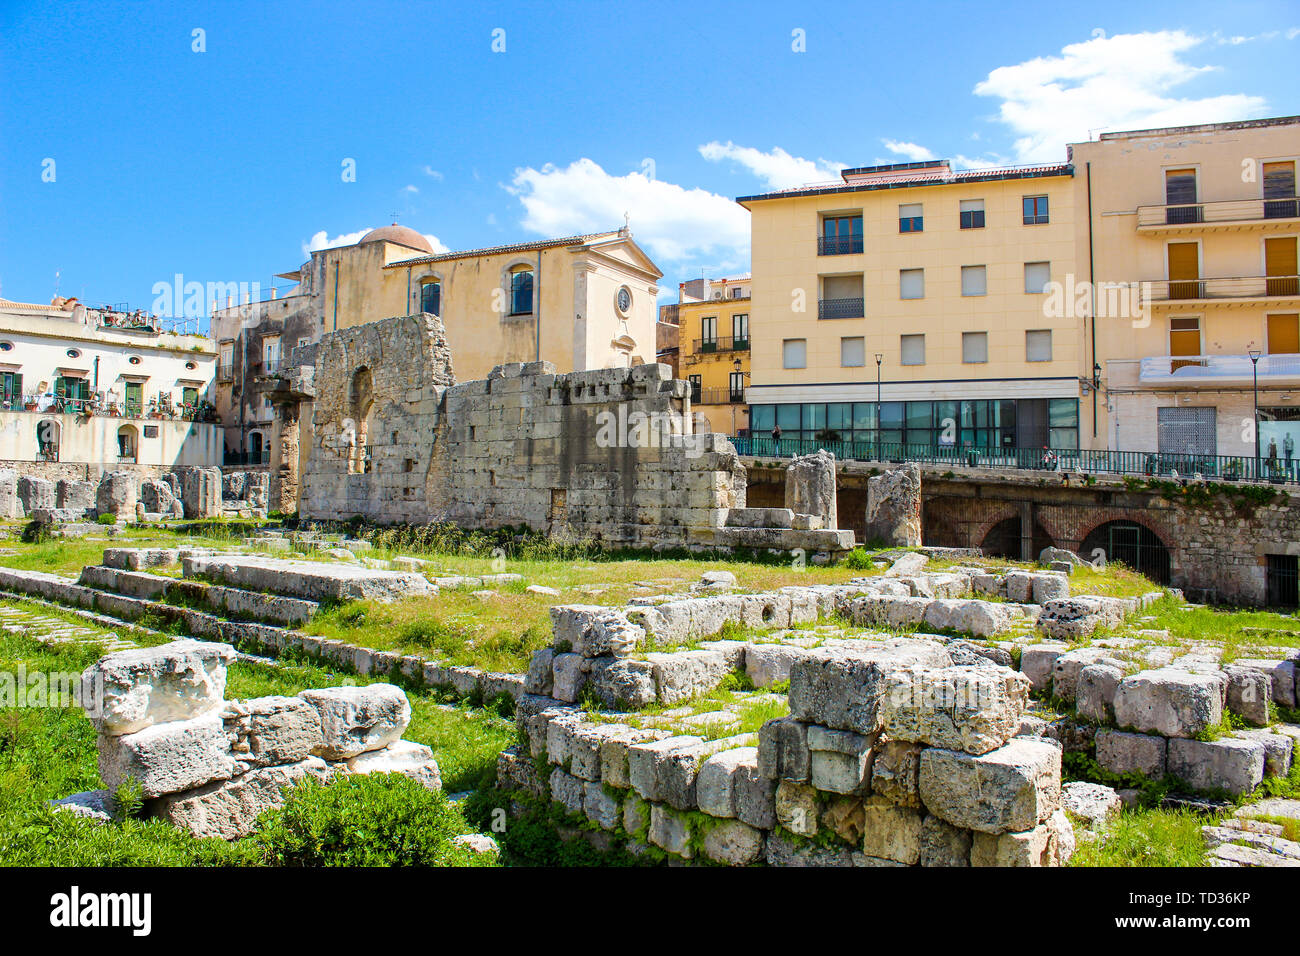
1 0 1297 322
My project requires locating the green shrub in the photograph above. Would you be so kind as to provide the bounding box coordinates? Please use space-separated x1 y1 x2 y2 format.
252 772 494 867
842 547 873 570
96 514 118 526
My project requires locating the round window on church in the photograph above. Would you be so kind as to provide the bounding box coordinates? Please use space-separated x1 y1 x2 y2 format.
616 286 632 316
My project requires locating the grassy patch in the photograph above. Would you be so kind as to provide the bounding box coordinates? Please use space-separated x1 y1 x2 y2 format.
1069 809 1209 867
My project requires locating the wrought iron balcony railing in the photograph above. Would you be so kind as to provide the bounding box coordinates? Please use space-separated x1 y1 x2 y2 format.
818 296 865 319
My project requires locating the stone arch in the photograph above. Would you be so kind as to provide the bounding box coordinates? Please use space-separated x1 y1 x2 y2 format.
248 430 264 464
348 367 374 474
1079 518 1172 584
980 514 1055 560
500 258 535 316
117 423 138 462
36 418 60 462
413 269 444 316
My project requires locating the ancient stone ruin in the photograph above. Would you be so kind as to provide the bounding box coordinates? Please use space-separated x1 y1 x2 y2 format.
66 640 438 838
865 463 922 547
300 312 853 557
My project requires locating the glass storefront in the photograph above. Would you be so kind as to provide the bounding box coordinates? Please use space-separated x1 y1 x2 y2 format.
750 398 1079 450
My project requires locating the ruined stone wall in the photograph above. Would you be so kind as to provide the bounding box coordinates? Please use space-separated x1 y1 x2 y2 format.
301 313 747 549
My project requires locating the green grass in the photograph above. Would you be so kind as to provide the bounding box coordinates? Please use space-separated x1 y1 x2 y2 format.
1069 809 1209 867
1105 595 1300 654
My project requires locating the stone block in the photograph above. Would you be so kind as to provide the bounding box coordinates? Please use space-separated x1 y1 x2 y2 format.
648 804 692 857
150 757 331 839
775 779 819 836
789 640 951 734
864 464 921 547
1224 666 1271 727
757 716 810 781
347 740 441 790
81 640 236 736
586 657 657 709
1075 663 1125 724
919 738 1062 835
1050 647 1116 701
583 779 622 830
1062 781 1122 829
99 710 236 798
870 739 924 808
1019 643 1069 692
880 664 1029 755
627 735 703 803
1167 737 1265 796
1112 668 1223 738
785 449 838 531
920 815 972 866
549 767 585 814
297 684 411 759
221 695 320 770
1232 658 1297 708
860 797 924 864
1095 730 1167 778
697 746 756 818
807 724 874 794
550 604 645 658
701 819 764 866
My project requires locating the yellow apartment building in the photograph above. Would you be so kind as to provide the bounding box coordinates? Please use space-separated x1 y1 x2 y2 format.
675 275 752 435
1070 116 1300 472
738 160 1085 455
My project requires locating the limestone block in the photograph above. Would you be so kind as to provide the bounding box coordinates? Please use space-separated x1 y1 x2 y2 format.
598 726 668 788
549 767 585 813
1031 573 1071 605
1051 647 1117 701
181 467 222 519
1019 643 1069 692
347 740 441 791
297 684 411 759
789 640 952 734
1167 737 1265 796
150 757 332 839
49 790 121 824
757 716 810 781
1231 658 1297 708
733 756 776 829
870 739 924 808
744 642 809 688
18 475 55 513
864 464 921 547
221 695 320 770
81 640 236 736
99 710 236 798
1095 730 1167 778
1223 666 1271 727
971 823 1053 867
1062 781 1122 829
646 649 732 705
765 830 854 867
550 652 586 703
586 657 657 709
697 746 757 818
807 725 875 794
550 604 645 658
701 819 764 866
583 779 622 829
920 815 972 866
785 449 838 530
1112 668 1224 738
880 664 1029 755
56 479 96 512
648 804 692 857
919 738 1062 834
1075 663 1124 724
775 780 819 836
821 796 865 843
627 735 704 803
139 479 178 516
1233 729 1293 777
860 797 924 864
1037 598 1113 640
0 470 17 517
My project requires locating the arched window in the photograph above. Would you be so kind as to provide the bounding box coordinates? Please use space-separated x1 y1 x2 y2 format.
37 419 60 462
508 266 534 316
348 367 374 474
249 431 264 465
117 424 138 462
419 279 441 316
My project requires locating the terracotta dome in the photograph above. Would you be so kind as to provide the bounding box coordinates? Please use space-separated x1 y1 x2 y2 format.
358 223 435 253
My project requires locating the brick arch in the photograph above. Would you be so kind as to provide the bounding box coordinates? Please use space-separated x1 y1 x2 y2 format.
972 507 1024 547
1076 510 1175 552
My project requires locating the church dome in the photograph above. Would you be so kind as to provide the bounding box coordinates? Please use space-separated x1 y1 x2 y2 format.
358 224 435 253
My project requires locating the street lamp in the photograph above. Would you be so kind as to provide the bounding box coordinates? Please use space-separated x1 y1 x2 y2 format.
875 353 884 460
731 356 749 437
1249 348 1262 478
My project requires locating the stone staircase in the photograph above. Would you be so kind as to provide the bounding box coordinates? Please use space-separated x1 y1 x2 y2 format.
0 604 136 652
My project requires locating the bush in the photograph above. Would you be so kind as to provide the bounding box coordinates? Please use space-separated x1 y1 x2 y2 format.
96 513 118 525
20 520 53 544
251 772 494 867
842 547 873 570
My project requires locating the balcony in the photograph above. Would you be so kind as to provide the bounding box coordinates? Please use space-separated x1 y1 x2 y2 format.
223 449 271 467
217 364 234 383
817 235 864 256
1139 353 1300 386
1136 197 1300 232
1144 275 1300 303
818 297 865 319
691 335 750 354
693 386 746 405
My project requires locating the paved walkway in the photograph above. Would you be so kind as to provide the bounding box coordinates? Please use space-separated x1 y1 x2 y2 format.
0 603 137 652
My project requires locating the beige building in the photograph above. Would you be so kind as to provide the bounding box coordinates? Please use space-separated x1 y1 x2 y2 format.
0 297 220 472
676 276 752 436
739 160 1084 454
1070 116 1300 470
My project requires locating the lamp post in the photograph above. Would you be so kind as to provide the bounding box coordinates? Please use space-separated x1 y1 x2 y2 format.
875 353 884 461
1249 348 1262 479
731 356 749 437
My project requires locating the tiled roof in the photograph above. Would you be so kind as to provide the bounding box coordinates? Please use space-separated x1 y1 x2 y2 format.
382 230 625 268
737 163 1073 204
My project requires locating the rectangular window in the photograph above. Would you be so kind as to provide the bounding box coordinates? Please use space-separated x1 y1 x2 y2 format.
731 313 748 345
730 287 744 298
900 269 925 300
1157 406 1216 456
509 270 534 315
841 336 865 367
182 386 199 408
1169 316 1202 370
0 371 21 407
1024 261 1051 294
898 203 923 233
1164 168 1198 204
960 199 985 229
1022 195 1049 225
700 316 717 348
687 374 702 403
1263 161 1298 219
961 265 987 297
420 281 441 315
1268 313 1300 354
729 372 745 402
782 339 807 369
1265 236 1299 296
900 333 925 366
1167 242 1202 298
820 214 863 255
962 331 988 364
820 274 864 319
1026 329 1052 362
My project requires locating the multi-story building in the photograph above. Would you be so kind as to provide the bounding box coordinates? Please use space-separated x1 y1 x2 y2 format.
1071 116 1300 471
0 296 220 472
210 223 662 510
739 160 1084 454
656 302 680 378
675 275 752 435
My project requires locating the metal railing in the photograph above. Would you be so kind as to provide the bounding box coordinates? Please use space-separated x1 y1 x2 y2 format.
1140 353 1300 383
217 364 234 382
223 449 271 466
818 296 865 319
1136 197 1300 228
692 335 751 354
818 235 864 256
1144 275 1300 302
694 386 746 405
733 435 1300 484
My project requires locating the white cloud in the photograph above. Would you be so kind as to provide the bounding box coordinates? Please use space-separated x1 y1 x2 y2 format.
882 140 936 161
422 165 443 180
402 184 419 194
303 227 448 258
698 141 844 189
1288 28 1300 40
507 158 749 267
973 30 1268 162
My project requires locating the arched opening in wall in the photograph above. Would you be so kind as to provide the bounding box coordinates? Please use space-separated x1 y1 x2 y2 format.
980 516 1054 560
117 424 138 463
249 431 264 465
348 367 374 475
36 419 60 462
507 265 534 316
1080 520 1171 585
